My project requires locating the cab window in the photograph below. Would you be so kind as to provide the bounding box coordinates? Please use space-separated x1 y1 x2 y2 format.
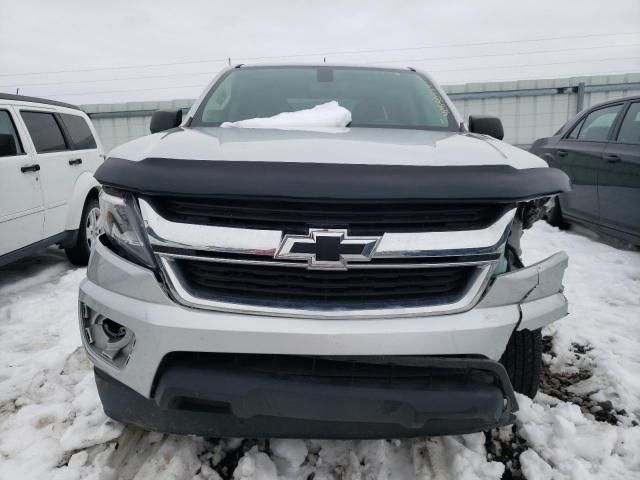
21 111 68 153
566 118 585 139
615 102 640 145
0 110 25 156
576 104 623 142
60 113 97 150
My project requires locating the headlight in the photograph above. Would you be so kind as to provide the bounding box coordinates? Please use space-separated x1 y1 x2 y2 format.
99 188 156 268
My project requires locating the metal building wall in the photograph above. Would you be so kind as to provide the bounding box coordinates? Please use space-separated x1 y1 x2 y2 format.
82 99 193 152
82 73 640 153
445 73 640 147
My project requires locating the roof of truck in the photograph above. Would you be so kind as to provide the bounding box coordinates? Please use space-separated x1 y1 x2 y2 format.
234 62 416 71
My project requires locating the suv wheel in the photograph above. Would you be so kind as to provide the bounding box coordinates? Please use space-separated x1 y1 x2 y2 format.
499 328 542 398
65 197 100 266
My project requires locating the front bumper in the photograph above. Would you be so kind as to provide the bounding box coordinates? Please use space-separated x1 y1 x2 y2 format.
80 238 568 437
95 355 517 438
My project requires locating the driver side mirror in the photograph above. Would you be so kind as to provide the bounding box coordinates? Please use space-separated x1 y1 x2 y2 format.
468 115 504 140
150 109 183 134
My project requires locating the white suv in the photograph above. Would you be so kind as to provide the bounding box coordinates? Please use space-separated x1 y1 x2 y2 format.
0 94 103 267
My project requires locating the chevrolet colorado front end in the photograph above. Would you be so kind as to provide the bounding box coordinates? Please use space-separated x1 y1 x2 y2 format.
80 65 570 438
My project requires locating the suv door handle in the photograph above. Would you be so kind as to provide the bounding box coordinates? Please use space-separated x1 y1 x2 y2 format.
20 164 40 173
556 150 568 157
604 154 621 163
68 158 82 166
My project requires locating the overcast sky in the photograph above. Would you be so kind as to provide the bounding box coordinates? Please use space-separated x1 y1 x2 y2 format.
1 0 639 105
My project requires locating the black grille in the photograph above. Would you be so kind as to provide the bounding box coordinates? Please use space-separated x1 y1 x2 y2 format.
158 353 490 382
148 196 507 234
175 259 476 308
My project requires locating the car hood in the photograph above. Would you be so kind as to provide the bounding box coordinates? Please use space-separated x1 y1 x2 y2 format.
108 126 547 169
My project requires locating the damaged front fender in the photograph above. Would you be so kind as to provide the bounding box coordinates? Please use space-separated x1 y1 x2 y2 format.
478 251 569 331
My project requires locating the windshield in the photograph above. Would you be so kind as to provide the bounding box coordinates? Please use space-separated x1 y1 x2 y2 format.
191 66 458 131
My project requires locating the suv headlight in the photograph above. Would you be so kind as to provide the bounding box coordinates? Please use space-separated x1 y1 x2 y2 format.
99 188 156 268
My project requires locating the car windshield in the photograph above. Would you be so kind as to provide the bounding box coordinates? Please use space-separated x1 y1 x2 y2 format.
191 66 458 131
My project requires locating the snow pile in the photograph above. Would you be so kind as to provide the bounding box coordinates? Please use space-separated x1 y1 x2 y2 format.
522 222 640 421
516 394 640 478
232 436 504 480
234 450 278 480
221 101 351 130
270 439 307 477
0 255 123 479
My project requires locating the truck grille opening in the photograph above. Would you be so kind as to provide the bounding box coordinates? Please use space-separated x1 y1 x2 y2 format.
147 196 508 234
157 353 490 381
173 259 477 309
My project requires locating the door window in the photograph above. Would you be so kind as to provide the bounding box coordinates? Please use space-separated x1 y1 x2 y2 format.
577 104 623 142
21 111 68 153
615 102 640 145
567 118 585 139
60 113 97 150
0 110 25 156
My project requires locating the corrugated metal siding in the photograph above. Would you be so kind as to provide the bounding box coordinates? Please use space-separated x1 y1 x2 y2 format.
82 73 640 153
82 99 193 152
445 73 640 147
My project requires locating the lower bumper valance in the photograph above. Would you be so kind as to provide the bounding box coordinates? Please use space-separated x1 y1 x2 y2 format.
95 355 517 438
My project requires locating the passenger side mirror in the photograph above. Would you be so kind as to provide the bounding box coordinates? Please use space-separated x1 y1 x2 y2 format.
150 109 183 134
468 115 504 140
0 133 18 157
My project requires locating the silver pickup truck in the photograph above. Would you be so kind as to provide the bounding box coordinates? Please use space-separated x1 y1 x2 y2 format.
80 64 570 438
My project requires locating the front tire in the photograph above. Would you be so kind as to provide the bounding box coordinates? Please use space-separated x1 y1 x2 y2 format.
65 197 100 266
499 328 542 398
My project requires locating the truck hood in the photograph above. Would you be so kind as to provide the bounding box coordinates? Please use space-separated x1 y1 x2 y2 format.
108 126 547 169
98 127 571 201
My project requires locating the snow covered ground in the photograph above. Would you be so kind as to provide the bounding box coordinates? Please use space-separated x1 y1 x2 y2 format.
0 222 639 480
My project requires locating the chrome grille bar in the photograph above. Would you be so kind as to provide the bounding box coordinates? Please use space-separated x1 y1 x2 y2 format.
140 198 515 260
157 251 500 269
160 257 494 319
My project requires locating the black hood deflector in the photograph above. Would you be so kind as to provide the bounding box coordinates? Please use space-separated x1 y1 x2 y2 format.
96 157 570 202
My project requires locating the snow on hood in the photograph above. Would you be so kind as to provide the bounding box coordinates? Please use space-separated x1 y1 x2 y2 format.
220 101 352 131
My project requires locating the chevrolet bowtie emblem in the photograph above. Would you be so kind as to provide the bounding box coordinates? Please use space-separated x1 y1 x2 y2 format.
274 229 381 270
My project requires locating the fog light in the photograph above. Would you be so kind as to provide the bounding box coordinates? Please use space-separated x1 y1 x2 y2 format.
80 302 135 368
102 319 127 340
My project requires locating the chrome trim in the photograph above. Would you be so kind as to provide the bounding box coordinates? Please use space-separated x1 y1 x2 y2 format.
140 198 516 259
375 208 515 257
158 252 499 269
160 257 494 319
139 198 282 255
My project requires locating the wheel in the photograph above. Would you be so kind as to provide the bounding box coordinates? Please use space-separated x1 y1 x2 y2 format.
545 197 568 229
499 328 542 398
65 197 100 266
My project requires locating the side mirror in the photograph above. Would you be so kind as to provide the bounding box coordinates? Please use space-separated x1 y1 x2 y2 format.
468 115 504 140
150 109 183 134
0 133 17 157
